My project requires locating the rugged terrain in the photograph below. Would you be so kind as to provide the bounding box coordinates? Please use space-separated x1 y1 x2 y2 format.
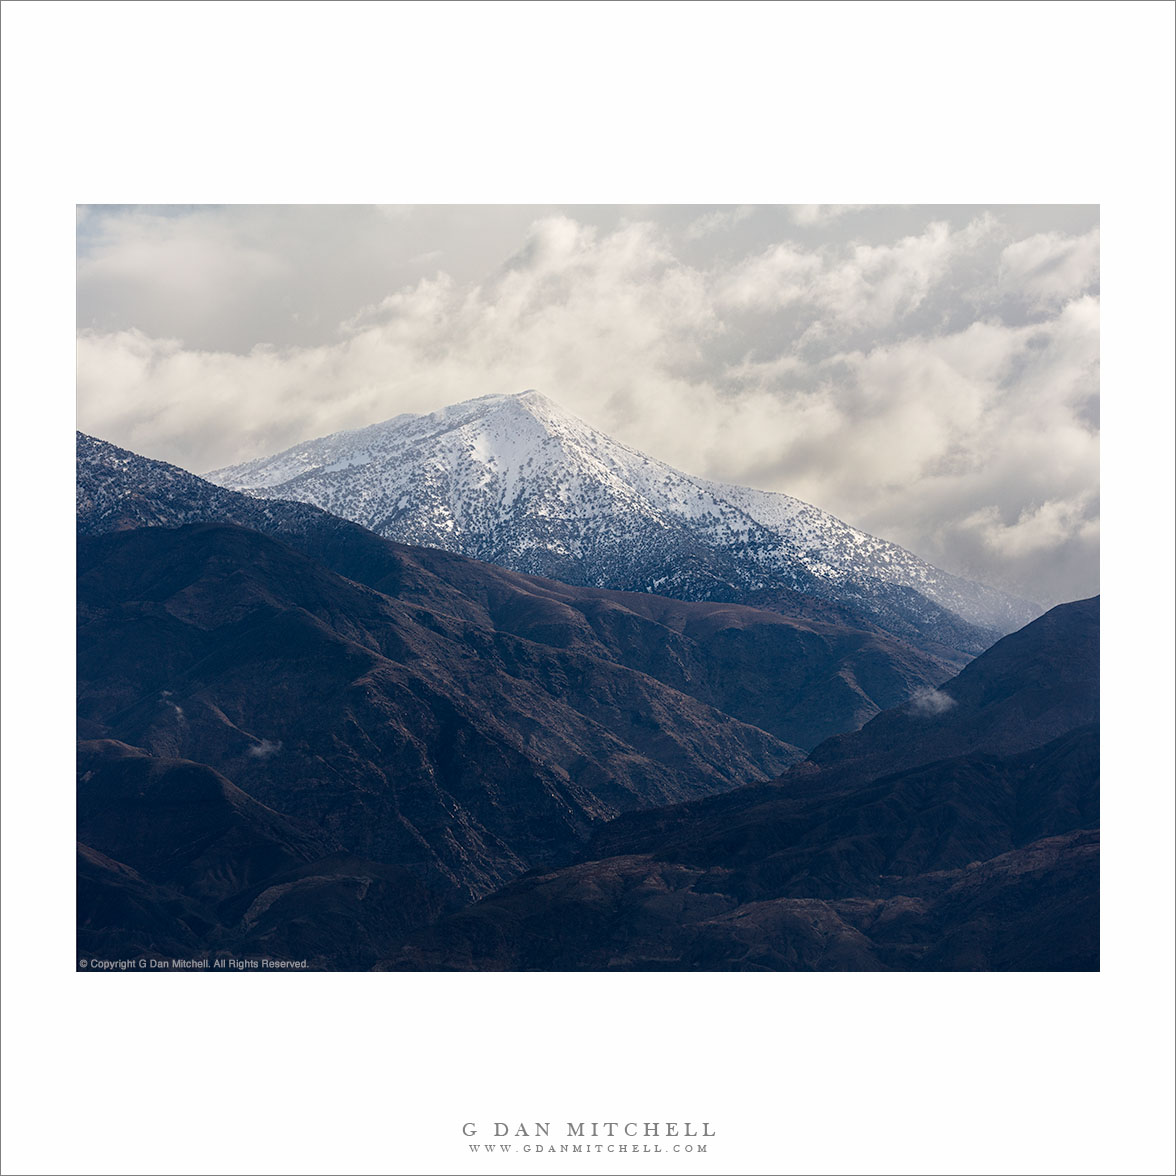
79 521 803 903
77 435 999 967
377 598 1100 971
77 433 1095 971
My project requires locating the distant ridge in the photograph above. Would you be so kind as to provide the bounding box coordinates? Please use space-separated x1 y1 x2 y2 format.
209 390 1040 653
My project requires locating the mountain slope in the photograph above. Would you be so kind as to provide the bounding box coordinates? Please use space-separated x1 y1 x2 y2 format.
208 391 1039 650
78 522 804 901
76 744 444 969
78 430 967 748
77 739 333 902
379 598 1099 970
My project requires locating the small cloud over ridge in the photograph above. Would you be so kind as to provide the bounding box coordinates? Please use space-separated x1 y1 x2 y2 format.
909 688 957 717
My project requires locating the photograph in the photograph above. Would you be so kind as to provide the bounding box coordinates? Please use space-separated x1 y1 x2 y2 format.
75 202 1101 973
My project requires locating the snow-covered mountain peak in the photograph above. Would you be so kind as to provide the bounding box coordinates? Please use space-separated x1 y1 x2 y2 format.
424 387 604 450
207 391 1040 646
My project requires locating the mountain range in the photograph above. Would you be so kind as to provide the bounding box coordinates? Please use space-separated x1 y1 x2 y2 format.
76 400 1096 971
79 435 970 912
208 391 1039 654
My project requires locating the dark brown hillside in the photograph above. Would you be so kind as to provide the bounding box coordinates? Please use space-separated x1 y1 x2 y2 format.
379 600 1099 971
78 523 802 902
78 430 967 750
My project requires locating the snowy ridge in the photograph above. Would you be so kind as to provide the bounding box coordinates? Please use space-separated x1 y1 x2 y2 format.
76 432 385 554
208 391 1040 645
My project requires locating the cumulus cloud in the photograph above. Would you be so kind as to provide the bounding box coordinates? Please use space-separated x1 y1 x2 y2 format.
246 739 282 760
717 216 1001 340
76 205 1100 607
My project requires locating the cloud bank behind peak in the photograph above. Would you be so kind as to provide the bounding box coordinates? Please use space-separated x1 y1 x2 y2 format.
76 204 1099 606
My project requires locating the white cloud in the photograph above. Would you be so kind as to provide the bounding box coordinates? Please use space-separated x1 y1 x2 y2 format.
684 205 755 239
717 216 1001 336
246 739 282 760
788 204 869 226
960 495 1101 559
716 242 824 309
909 687 957 716
718 299 1099 605
999 227 1100 309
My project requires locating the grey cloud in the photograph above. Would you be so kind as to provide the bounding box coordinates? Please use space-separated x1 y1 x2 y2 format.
76 205 573 353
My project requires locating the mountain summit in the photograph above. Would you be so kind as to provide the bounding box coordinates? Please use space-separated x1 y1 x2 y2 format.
208 391 1038 650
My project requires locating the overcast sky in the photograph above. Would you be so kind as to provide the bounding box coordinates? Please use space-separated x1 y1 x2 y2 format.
76 203 1099 607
